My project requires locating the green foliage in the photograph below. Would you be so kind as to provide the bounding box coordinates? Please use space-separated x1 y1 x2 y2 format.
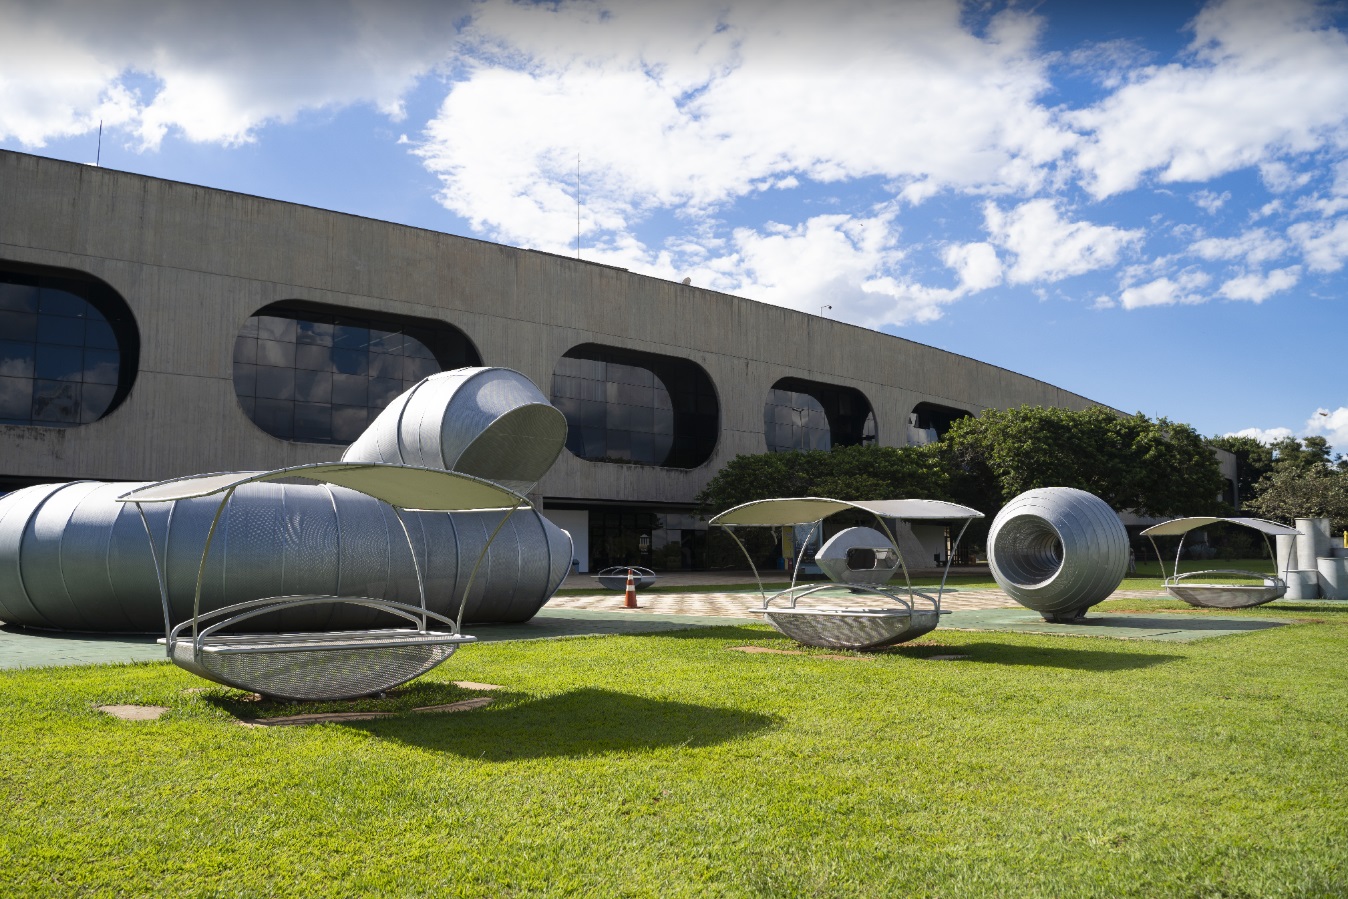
694 443 950 517
941 405 1224 517
1245 466 1348 533
2 612 1347 897
1207 434 1275 501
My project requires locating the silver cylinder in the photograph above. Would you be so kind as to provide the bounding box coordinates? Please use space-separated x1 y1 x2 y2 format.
1275 534 1299 573
0 479 572 632
1285 570 1320 601
1296 517 1332 569
987 487 1128 622
342 367 567 495
1317 557 1348 600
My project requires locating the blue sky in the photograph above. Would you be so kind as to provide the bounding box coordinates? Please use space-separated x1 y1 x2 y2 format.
3 0 1347 452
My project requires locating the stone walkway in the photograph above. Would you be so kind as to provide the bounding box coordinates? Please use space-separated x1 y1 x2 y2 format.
547 586 1173 617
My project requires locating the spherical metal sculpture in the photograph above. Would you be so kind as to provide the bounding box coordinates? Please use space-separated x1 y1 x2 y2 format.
987 487 1128 622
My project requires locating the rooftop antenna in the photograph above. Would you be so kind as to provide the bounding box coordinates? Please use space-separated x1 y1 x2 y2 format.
95 120 103 167
576 153 581 259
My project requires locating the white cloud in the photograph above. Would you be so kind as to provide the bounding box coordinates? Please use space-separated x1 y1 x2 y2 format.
1305 407 1348 454
1217 265 1301 301
0 0 467 148
984 199 1142 284
942 242 1003 292
1070 0 1348 198
1189 228 1289 265
1192 190 1231 213
1118 269 1211 309
1289 217 1348 272
1226 426 1295 443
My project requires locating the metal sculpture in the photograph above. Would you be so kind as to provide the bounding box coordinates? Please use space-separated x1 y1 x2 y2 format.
117 462 529 700
814 527 901 588
711 498 983 650
1141 517 1300 608
986 487 1127 622
0 368 572 633
593 566 659 591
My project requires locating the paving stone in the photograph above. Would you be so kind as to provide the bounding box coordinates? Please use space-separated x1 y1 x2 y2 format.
98 704 168 721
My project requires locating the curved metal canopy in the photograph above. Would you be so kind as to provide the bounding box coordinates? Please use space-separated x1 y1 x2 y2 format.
1140 516 1300 537
115 462 530 512
710 497 983 527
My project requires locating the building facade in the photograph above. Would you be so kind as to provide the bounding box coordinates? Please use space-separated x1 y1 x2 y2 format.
0 150 1113 571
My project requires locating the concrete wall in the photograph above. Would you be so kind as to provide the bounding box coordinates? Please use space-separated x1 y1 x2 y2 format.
0 150 1107 504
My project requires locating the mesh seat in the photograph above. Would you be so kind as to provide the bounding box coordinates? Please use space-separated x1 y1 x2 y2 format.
763 607 945 651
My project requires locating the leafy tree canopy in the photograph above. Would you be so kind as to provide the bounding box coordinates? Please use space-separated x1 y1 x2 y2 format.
939 405 1224 518
694 444 949 517
1245 466 1348 533
1207 434 1275 502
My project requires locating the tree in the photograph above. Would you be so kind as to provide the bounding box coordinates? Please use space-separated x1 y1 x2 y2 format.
1245 467 1348 533
939 405 1224 518
1207 434 1275 504
694 444 949 517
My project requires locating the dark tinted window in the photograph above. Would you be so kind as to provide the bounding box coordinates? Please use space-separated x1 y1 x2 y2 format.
0 264 138 428
233 302 479 445
908 402 972 445
552 344 718 468
764 377 876 452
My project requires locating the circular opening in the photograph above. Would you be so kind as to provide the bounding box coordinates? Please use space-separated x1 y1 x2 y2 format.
995 515 1064 587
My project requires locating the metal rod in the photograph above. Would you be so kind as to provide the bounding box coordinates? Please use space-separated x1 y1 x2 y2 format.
456 499 525 631
939 518 972 608
722 526 764 606
790 521 821 609
192 486 236 652
1147 536 1166 583
870 514 912 600
391 507 428 631
134 502 173 653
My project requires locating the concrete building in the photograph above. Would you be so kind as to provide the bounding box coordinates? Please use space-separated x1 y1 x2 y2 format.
1 149 1124 571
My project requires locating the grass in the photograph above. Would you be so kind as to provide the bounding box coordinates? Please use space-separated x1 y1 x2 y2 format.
1 599 1346 897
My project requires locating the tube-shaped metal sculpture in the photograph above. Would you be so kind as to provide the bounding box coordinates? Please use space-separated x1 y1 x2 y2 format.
0 367 573 632
342 367 567 495
987 487 1128 622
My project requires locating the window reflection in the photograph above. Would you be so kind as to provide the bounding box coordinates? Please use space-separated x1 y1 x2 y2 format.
551 344 718 468
233 303 479 444
764 377 877 453
0 268 134 428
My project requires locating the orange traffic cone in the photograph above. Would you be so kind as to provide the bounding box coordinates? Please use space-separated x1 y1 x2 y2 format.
624 568 638 609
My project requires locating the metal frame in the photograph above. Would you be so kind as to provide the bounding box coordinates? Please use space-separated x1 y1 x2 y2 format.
120 462 528 699
1141 516 1300 609
711 498 982 650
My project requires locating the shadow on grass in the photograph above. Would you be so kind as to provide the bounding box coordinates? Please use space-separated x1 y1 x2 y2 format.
888 641 1182 671
202 679 494 721
351 686 778 760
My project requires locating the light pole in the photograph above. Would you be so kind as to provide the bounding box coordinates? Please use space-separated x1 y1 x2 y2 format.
820 304 832 317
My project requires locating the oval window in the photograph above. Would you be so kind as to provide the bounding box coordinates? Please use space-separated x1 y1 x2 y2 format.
0 263 138 427
764 377 876 452
551 344 719 468
233 302 480 444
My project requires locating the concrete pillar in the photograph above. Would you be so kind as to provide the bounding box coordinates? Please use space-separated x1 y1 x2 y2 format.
1317 557 1348 600
1285 570 1320 600
1276 534 1298 573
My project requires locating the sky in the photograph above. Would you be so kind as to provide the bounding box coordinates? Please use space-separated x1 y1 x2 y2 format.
3 0 1348 453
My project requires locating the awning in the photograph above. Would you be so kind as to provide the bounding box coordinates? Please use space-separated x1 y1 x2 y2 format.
1140 516 1300 537
710 497 983 527
116 462 530 512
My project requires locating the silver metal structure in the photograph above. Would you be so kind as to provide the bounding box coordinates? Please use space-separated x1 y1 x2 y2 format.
342 367 567 496
117 462 529 700
987 487 1128 622
594 566 659 591
0 368 573 633
710 498 983 650
1141 516 1300 609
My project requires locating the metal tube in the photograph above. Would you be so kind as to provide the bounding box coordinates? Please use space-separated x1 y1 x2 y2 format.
456 498 525 630
391 506 428 631
721 526 765 607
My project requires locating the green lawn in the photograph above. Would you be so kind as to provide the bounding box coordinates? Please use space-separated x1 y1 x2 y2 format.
2 599 1345 897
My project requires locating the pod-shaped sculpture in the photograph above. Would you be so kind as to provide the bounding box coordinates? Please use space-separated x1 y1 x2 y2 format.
342 367 567 495
0 479 572 632
987 487 1128 622
0 367 574 633
815 527 901 587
